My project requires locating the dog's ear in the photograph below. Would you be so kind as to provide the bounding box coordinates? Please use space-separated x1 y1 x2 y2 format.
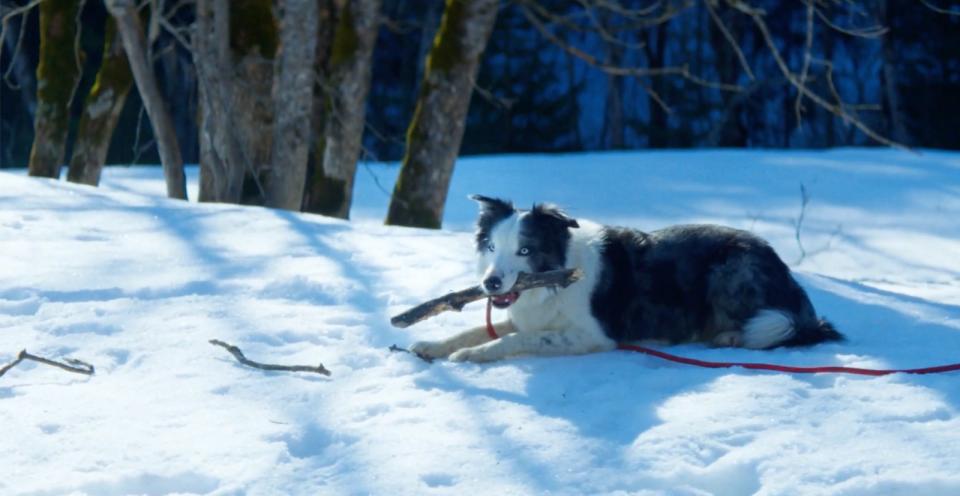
532 203 579 229
469 194 514 216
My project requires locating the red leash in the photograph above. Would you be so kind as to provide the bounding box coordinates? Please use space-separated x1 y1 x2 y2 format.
485 298 501 340
485 298 960 376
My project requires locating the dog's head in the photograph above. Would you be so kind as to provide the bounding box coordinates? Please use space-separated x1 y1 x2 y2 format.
470 195 579 309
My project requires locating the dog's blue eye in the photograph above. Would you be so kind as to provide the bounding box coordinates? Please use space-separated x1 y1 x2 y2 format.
518 247 531 256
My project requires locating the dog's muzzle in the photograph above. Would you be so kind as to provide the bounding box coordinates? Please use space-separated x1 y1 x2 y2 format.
490 291 520 309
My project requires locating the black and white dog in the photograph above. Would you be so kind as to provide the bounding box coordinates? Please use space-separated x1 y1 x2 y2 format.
411 195 842 363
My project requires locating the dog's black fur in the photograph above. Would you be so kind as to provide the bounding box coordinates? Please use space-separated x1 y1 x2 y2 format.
591 224 842 347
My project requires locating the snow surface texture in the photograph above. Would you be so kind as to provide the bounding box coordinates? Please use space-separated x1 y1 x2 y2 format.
1 149 959 495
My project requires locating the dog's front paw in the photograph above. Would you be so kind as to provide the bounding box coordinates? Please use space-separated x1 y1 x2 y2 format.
449 346 496 363
410 340 453 360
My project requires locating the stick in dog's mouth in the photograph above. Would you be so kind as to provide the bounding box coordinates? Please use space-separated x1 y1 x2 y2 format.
389 268 582 329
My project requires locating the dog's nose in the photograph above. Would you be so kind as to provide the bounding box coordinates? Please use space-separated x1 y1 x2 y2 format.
483 276 502 293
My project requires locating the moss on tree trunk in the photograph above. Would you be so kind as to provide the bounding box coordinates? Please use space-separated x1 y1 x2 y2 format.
385 0 498 228
67 18 133 186
28 0 83 179
303 0 380 219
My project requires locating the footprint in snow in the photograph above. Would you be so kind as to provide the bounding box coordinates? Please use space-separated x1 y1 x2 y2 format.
421 473 456 487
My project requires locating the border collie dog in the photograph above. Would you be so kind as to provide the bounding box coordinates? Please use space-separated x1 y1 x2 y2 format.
411 195 842 363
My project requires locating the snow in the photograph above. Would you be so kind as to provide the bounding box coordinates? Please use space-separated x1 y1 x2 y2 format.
1 148 959 495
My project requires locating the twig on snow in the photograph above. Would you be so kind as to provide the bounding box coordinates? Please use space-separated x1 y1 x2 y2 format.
390 268 583 328
0 350 95 379
388 344 434 363
793 183 811 264
209 339 331 376
792 184 842 265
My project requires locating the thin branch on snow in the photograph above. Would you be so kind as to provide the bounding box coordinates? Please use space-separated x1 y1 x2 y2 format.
793 183 811 264
0 350 95 379
209 339 331 376
388 344 434 363
792 184 842 265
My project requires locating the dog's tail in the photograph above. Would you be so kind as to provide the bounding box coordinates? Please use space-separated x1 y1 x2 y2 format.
780 317 844 347
741 310 843 349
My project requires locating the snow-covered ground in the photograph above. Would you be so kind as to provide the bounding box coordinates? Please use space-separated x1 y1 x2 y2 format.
1 149 959 495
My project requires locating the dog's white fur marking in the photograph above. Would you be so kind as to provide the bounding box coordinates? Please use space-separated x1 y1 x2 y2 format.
741 309 796 349
477 211 526 294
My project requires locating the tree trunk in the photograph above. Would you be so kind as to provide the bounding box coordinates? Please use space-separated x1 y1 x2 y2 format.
644 23 668 148
563 50 583 150
706 5 747 147
385 0 499 229
877 0 909 146
303 0 381 219
263 0 319 211
193 0 249 203
603 41 625 149
67 18 133 186
303 0 336 213
27 0 83 179
106 0 187 199
231 0 278 205
601 12 624 149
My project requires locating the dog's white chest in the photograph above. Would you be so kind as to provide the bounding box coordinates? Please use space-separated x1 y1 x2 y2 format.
507 287 573 332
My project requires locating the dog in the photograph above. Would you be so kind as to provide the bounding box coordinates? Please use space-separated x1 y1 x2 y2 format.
410 195 842 363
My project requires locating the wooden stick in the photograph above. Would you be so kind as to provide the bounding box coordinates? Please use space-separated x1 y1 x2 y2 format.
209 339 331 376
388 344 434 363
0 350 95 378
390 268 583 328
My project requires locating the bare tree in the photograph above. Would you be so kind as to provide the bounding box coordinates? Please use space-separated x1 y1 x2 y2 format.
27 0 82 179
194 0 277 204
385 0 499 228
106 0 187 199
67 18 133 186
303 0 381 219
194 0 239 203
302 0 336 213
263 0 319 210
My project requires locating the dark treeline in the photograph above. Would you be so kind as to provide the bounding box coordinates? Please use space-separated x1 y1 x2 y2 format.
2 0 959 228
2 0 958 170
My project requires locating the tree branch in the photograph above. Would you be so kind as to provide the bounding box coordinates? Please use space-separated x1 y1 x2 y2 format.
390 268 583 328
519 1 742 92
729 0 904 149
921 0 960 16
794 0 814 131
209 339 331 376
704 0 754 80
0 350 95 379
